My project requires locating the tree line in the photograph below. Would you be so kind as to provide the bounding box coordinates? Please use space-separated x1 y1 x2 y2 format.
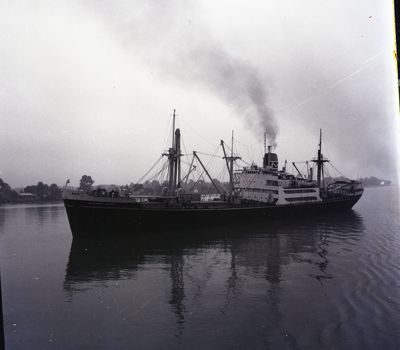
325 176 392 187
127 179 230 195
78 175 230 196
0 178 63 203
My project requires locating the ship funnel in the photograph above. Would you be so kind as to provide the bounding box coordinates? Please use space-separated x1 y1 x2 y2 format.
263 146 278 170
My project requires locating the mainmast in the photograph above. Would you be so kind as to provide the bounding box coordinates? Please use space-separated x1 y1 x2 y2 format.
317 129 322 186
312 129 329 188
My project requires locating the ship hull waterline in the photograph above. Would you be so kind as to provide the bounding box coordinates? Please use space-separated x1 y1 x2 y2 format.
64 196 362 236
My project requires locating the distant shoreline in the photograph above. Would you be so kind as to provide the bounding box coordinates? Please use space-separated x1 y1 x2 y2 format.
0 199 63 205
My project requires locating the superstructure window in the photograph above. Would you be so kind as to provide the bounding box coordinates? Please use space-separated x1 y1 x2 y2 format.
266 180 278 186
285 197 318 202
240 187 278 194
283 189 316 194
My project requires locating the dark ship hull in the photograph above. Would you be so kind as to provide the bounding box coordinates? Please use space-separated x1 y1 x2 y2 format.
64 195 362 237
63 116 364 237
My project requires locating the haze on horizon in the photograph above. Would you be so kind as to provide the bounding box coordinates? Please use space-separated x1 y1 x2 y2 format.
0 0 398 188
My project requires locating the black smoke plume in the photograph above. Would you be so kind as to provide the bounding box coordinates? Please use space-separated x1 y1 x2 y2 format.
186 43 278 147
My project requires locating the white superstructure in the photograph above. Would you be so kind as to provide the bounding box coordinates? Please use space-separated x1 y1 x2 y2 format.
235 146 322 205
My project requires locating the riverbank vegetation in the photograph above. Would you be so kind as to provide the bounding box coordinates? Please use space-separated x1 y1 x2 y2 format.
0 179 62 203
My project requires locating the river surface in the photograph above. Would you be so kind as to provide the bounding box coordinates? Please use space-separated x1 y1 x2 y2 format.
0 187 399 349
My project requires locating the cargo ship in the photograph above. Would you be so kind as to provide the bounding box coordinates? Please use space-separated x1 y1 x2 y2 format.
63 111 363 236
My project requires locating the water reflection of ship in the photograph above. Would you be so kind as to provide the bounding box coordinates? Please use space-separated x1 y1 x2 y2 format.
64 211 364 339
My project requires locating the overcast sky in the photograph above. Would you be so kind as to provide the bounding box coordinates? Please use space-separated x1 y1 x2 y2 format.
0 0 398 187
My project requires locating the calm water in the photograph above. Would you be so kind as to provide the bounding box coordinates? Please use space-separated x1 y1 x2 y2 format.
1 187 399 349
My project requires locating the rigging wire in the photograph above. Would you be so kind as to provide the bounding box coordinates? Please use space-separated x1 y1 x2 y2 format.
159 161 168 184
202 143 223 173
180 160 193 166
189 159 206 192
233 137 260 163
324 166 331 179
322 136 332 164
134 155 164 185
196 151 223 159
328 162 348 178
191 170 205 192
161 114 173 151
179 118 217 149
189 143 221 192
181 135 191 175
215 163 228 184
237 158 252 167
147 160 169 183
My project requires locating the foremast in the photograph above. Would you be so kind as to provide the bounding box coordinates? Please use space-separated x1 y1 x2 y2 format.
166 109 182 195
